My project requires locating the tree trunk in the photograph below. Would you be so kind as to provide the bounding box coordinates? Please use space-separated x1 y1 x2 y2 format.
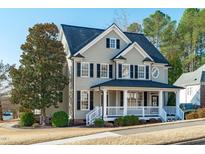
0 101 3 121
40 108 46 126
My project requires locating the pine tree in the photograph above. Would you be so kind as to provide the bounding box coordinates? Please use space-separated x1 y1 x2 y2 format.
177 8 200 72
10 23 69 125
143 10 173 49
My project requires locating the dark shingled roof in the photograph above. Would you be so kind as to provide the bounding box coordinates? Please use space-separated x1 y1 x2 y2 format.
91 79 183 89
61 24 169 64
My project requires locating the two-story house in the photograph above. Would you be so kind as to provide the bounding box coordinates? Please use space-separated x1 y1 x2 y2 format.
49 23 184 125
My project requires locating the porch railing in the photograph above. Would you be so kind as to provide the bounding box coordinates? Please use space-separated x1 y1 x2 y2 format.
176 106 184 120
106 106 159 117
86 106 102 126
106 106 124 116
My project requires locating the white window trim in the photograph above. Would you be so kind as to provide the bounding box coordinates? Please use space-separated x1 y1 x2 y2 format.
109 38 117 49
81 62 90 78
100 63 109 78
138 65 146 80
80 90 90 111
122 64 130 79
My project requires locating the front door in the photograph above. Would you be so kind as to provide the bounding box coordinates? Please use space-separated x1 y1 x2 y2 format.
151 95 159 106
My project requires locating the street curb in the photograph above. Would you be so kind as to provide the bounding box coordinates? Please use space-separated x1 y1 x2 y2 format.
110 118 205 133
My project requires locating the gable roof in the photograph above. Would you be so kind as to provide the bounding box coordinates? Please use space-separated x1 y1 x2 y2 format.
174 64 205 87
112 42 153 61
61 24 169 64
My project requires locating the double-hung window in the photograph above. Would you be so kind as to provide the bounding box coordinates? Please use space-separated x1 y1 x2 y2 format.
81 91 89 110
81 62 89 77
100 64 108 78
127 91 144 106
138 65 145 79
110 38 116 49
122 64 130 78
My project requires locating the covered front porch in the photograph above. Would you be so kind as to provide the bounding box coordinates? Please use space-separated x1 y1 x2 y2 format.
86 80 183 125
100 89 177 121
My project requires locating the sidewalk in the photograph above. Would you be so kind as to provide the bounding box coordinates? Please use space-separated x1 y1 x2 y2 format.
33 132 121 145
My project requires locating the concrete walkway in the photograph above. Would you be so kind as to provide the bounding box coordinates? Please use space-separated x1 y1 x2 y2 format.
33 132 121 145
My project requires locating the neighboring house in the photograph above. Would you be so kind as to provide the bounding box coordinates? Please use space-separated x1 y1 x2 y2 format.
47 23 184 125
174 64 205 107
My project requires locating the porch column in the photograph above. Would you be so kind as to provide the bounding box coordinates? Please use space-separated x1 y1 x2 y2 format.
159 90 163 109
103 89 107 119
123 90 128 115
176 90 180 107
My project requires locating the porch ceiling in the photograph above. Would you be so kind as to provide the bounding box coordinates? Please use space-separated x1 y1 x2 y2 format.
91 79 183 91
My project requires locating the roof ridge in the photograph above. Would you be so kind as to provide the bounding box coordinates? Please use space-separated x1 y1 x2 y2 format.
61 24 105 31
61 24 144 35
124 31 144 35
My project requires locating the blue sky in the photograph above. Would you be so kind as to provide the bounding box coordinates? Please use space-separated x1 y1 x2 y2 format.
0 8 185 65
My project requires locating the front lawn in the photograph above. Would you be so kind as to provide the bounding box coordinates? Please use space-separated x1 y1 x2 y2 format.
70 125 205 145
0 125 116 145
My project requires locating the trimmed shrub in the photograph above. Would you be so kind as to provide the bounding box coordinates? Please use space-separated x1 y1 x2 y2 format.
123 115 139 126
94 118 104 127
114 116 124 127
186 112 199 120
197 108 205 118
114 115 139 126
20 112 35 127
52 111 69 127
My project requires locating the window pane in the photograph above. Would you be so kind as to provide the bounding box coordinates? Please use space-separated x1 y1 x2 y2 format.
81 91 89 110
122 64 130 78
110 39 116 48
100 64 108 78
81 63 89 77
127 92 143 106
138 66 145 79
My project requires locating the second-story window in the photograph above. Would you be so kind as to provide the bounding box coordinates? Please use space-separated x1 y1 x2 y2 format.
100 64 108 78
81 62 89 77
138 65 145 79
110 38 116 49
122 64 130 78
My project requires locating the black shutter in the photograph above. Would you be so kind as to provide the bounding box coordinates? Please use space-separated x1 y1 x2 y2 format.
77 91 81 110
146 65 149 79
130 65 134 78
90 63 94 78
77 63 81 77
144 92 147 106
118 64 122 78
90 91 94 110
116 39 120 49
106 38 110 48
135 65 138 79
120 91 123 106
97 64 100 78
109 64 113 78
